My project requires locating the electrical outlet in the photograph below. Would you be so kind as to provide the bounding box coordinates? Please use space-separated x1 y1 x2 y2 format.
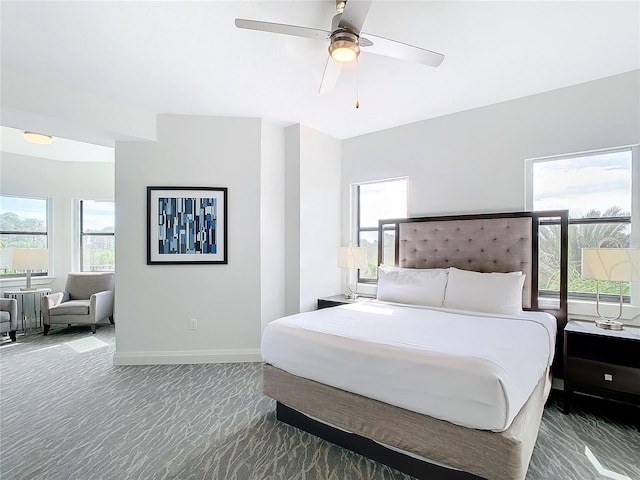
190 319 197 330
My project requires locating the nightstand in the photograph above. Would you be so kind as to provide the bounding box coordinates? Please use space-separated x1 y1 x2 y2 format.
563 320 640 414
317 295 373 310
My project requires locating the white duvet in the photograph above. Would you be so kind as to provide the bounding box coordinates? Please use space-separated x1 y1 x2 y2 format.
261 300 557 432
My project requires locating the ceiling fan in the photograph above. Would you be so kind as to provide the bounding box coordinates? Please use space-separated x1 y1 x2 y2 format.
235 0 444 95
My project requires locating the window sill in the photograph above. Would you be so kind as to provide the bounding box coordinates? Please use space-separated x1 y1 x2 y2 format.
0 276 56 291
353 282 377 298
568 299 640 325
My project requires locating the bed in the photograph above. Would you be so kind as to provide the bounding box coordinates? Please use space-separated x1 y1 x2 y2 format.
261 210 569 480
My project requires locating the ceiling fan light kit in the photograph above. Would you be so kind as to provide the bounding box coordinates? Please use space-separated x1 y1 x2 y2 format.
329 31 360 62
235 0 444 95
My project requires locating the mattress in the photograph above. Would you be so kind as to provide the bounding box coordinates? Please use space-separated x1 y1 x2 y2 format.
261 301 557 432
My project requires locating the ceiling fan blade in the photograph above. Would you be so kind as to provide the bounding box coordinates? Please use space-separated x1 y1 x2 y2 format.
318 56 344 95
338 1 373 34
360 32 444 67
235 19 329 41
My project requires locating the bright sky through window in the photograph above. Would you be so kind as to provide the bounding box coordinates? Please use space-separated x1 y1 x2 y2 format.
0 196 47 227
82 200 114 232
359 179 407 228
532 150 631 218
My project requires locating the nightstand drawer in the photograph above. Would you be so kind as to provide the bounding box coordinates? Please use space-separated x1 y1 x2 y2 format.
567 358 640 396
317 299 345 309
317 296 372 310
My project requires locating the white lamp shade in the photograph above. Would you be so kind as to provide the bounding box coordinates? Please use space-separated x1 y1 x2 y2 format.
581 248 640 282
12 248 48 271
338 246 367 269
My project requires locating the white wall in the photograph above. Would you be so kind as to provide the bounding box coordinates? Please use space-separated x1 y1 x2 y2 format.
113 115 264 364
0 152 114 294
342 71 640 225
284 125 342 314
341 70 640 318
299 125 342 311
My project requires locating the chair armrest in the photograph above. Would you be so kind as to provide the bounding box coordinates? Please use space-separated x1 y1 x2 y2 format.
42 292 66 310
90 290 114 323
0 298 18 329
41 292 68 324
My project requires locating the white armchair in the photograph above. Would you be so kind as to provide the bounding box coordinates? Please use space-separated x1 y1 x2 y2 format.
1 298 18 342
42 272 115 335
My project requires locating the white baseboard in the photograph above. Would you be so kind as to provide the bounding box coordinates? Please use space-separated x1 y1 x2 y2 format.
112 348 262 365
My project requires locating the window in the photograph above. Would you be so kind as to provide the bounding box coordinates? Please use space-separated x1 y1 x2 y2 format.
0 195 49 278
80 200 115 272
354 178 407 282
528 147 634 302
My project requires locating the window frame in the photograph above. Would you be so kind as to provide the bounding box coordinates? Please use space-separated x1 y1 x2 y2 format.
79 199 115 272
538 216 632 303
0 194 50 279
353 177 408 284
526 145 637 305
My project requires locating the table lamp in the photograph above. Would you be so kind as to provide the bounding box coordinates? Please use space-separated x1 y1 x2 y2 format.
581 244 640 330
12 248 48 291
338 245 367 300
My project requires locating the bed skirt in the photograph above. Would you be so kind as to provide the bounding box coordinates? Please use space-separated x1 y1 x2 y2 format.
263 364 551 480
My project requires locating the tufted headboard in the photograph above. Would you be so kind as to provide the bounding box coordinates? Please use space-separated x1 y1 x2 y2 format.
398 216 534 307
378 210 569 373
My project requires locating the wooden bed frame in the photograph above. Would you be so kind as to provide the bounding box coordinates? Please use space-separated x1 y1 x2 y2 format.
379 210 569 377
265 210 569 480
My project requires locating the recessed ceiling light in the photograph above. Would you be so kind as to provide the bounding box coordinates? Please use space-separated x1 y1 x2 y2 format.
23 131 53 145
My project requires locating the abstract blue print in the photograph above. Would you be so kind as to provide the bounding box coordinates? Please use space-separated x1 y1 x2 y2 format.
157 197 217 254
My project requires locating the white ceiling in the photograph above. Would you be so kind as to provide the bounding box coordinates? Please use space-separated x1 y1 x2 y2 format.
0 126 114 163
1 1 638 160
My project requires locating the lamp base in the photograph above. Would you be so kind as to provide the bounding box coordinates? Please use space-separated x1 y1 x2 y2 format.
344 293 359 300
595 319 623 331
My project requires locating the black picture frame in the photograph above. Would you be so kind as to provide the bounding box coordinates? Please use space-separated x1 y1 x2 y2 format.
147 186 227 265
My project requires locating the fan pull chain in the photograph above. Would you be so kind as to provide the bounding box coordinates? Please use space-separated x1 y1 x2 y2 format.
355 57 360 109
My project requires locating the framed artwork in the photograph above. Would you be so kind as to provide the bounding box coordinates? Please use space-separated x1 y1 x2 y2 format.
147 186 227 265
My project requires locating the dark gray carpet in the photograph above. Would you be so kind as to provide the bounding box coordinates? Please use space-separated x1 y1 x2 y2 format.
1 325 638 480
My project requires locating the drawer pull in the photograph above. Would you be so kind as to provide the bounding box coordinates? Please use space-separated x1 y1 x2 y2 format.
604 374 613 382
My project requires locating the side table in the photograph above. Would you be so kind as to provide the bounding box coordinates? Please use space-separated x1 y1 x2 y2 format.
3 288 52 333
563 320 640 413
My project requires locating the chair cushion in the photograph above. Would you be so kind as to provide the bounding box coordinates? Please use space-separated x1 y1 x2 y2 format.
0 311 9 323
50 300 90 316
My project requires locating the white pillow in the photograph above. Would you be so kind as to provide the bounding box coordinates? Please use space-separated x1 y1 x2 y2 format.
377 266 448 307
442 267 526 315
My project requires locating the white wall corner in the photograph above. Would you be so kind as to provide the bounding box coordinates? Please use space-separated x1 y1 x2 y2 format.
284 124 301 316
260 120 286 330
298 125 342 312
